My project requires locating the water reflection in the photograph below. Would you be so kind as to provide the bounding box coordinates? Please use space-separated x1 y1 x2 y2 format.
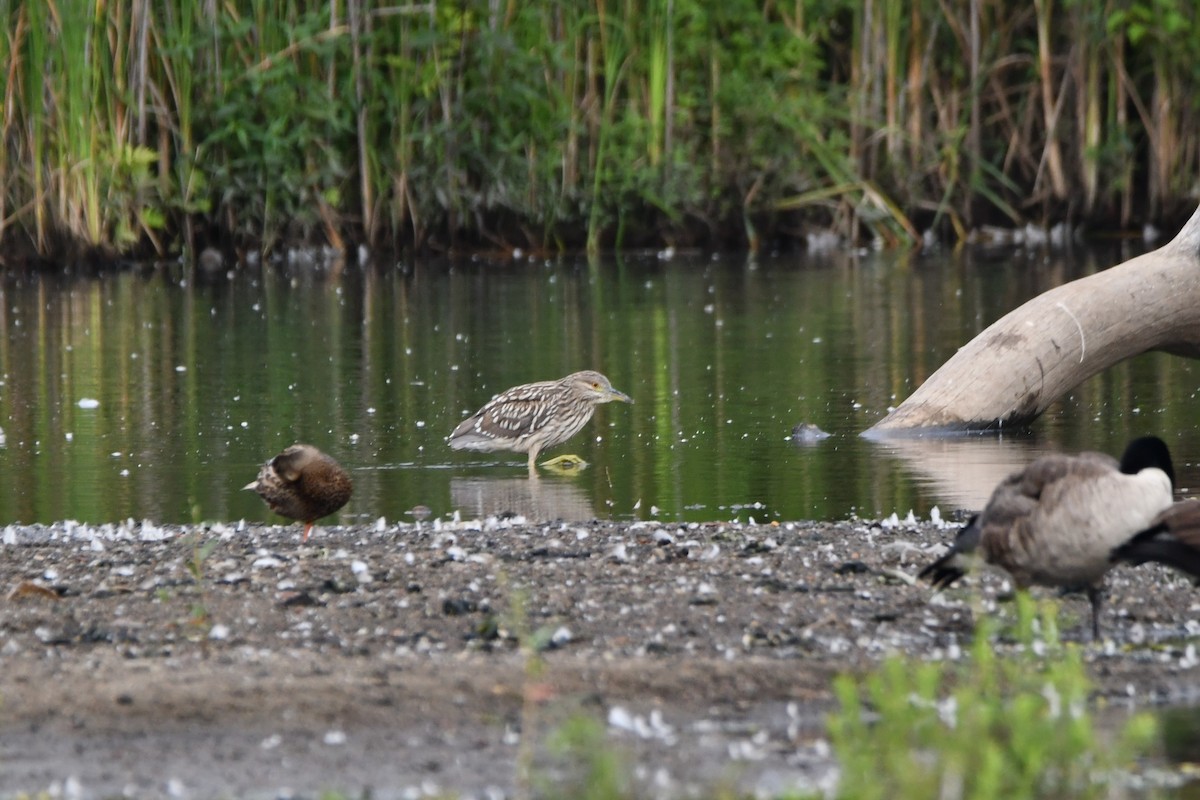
449 476 595 521
1 243 1198 526
867 435 1047 510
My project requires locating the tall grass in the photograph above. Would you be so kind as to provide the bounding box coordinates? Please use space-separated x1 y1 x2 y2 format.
1 0 1199 261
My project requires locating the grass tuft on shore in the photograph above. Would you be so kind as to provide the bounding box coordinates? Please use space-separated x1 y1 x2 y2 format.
826 594 1159 800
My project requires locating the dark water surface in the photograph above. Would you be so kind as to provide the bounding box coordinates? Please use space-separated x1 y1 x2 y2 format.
2 244 1199 527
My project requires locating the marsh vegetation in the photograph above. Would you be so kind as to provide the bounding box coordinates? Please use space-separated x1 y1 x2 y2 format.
2 0 1199 261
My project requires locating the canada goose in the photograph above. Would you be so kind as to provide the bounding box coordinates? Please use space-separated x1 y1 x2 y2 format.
919 436 1176 638
448 371 632 476
244 444 353 541
1111 499 1200 578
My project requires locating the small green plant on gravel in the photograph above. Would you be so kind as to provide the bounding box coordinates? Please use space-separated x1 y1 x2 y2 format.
493 577 544 800
496 574 633 800
184 534 218 585
826 594 1159 800
181 532 219 631
539 714 633 800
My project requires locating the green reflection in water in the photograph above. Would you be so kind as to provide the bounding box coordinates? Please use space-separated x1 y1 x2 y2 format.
1 244 1199 526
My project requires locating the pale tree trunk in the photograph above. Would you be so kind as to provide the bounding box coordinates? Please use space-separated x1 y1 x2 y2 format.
867 203 1200 434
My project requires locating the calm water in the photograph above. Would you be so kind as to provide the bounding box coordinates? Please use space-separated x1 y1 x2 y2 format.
2 243 1199 527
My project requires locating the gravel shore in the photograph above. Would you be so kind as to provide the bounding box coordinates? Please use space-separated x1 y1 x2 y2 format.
2 514 1200 799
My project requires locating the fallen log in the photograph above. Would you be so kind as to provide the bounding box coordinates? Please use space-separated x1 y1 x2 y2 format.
866 202 1200 434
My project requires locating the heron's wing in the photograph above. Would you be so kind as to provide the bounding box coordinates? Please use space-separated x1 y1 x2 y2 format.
477 394 563 439
450 381 565 443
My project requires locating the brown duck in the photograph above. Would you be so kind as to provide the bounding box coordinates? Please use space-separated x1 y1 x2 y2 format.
244 444 352 541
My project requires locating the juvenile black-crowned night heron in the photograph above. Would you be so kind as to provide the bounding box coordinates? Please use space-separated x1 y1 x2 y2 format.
918 436 1177 640
244 444 353 541
447 370 633 476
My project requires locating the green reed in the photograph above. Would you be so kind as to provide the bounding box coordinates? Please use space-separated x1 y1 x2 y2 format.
2 0 1200 260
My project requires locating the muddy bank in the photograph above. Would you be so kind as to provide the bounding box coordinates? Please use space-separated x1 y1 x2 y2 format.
2 515 1199 799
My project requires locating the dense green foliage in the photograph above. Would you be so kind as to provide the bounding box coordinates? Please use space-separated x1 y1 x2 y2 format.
826 595 1159 800
1 0 1198 258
